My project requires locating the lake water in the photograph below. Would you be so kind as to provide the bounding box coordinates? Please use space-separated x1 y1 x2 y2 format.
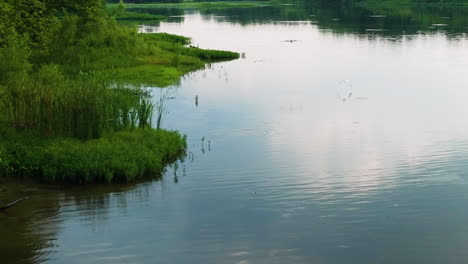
2 3 468 264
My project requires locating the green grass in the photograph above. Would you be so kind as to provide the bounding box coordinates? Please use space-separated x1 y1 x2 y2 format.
112 64 184 86
105 35 239 86
0 52 152 140
0 125 186 183
116 11 167 20
35 16 238 86
109 33 239 86
0 4 239 184
142 32 191 45
108 0 280 10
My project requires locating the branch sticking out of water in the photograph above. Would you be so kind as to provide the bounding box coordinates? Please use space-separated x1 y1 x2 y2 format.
0 197 28 211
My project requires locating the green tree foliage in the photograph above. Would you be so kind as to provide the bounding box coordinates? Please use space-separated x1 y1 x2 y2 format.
0 0 110 47
107 0 183 3
0 2 15 44
0 0 57 48
0 34 31 85
47 0 107 18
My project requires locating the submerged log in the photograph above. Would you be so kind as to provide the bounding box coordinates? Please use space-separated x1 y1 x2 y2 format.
0 197 28 210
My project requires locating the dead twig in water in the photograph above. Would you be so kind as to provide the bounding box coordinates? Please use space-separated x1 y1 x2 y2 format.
0 197 28 211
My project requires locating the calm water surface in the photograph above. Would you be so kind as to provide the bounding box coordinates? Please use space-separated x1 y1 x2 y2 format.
2 4 468 264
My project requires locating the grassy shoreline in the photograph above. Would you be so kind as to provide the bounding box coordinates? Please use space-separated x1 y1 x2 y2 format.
0 125 186 183
108 0 281 10
114 32 239 86
0 1 240 184
116 11 167 21
0 29 238 182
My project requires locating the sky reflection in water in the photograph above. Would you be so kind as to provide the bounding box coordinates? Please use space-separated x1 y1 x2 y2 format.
2 4 468 264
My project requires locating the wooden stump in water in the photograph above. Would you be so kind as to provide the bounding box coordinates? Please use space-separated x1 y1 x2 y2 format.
0 197 28 211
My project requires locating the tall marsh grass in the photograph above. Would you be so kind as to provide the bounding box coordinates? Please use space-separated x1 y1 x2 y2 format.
1 64 154 140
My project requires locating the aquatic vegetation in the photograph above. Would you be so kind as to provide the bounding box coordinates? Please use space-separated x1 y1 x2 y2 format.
142 32 191 45
107 33 239 86
40 16 238 85
0 60 152 140
107 0 282 10
111 65 184 87
115 11 166 21
154 90 171 130
0 125 186 183
0 1 239 183
0 33 189 182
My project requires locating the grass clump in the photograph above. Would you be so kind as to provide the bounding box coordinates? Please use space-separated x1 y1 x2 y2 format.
142 32 191 45
0 125 186 183
116 11 167 21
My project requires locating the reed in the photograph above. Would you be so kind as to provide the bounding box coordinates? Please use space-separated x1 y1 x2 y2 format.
0 63 155 140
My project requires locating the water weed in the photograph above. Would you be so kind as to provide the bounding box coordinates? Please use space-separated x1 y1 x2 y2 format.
0 125 186 183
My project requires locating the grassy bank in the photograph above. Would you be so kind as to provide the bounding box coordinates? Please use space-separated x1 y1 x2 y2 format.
109 32 239 86
116 11 167 20
0 1 239 183
108 0 281 10
41 16 239 87
0 125 186 183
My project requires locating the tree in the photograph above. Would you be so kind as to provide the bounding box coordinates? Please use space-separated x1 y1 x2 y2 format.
46 0 106 18
0 0 56 48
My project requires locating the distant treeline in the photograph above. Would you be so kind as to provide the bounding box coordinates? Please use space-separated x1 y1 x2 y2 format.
106 0 466 5
106 0 271 3
312 0 466 5
107 0 183 3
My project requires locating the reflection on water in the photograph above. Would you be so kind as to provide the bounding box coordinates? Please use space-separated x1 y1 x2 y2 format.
2 2 468 264
196 0 468 37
